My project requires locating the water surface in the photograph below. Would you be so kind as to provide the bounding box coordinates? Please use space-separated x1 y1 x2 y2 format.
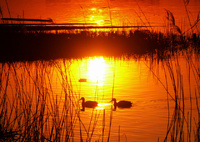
1 54 199 141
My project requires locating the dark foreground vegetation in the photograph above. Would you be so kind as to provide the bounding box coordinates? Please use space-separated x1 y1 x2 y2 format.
0 28 199 62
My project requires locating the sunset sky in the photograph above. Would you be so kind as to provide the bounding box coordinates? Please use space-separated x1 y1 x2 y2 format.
1 0 199 28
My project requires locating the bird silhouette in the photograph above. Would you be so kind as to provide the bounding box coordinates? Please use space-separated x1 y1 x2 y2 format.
111 98 132 110
80 97 98 111
79 78 87 82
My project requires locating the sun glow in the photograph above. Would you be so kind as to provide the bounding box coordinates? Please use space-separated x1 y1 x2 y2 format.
96 102 111 110
89 16 104 26
88 57 106 86
95 20 104 26
89 7 105 26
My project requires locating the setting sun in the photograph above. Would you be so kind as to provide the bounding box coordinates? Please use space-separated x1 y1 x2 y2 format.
95 20 104 26
89 7 106 26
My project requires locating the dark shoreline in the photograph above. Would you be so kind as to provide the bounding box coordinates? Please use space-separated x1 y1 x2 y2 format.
0 29 199 62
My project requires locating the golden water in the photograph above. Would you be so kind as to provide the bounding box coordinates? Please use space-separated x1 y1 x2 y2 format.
1 54 199 141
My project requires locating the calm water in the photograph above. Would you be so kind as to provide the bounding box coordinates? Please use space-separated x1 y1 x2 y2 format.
67 55 199 141
1 54 199 141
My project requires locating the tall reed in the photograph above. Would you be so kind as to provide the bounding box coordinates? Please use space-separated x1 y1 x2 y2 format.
145 49 200 141
0 59 116 142
0 60 81 141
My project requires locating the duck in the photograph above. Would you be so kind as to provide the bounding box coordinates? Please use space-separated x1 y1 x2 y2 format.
111 98 132 109
80 97 98 111
79 78 87 82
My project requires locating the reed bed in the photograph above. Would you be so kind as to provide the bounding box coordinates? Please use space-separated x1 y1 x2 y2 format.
144 10 200 141
165 53 199 142
0 60 79 141
144 49 200 141
0 59 116 142
143 6 200 140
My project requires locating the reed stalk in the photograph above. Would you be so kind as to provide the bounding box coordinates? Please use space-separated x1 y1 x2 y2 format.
146 50 200 141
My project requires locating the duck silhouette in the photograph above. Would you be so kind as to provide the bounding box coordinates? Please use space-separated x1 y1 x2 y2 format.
111 98 132 110
79 78 87 82
80 97 98 111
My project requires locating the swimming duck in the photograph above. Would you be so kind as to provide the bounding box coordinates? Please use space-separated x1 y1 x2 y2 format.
111 98 132 109
80 97 98 110
79 78 87 82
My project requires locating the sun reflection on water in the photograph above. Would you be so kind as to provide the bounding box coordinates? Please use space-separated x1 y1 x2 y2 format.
96 102 111 110
88 56 106 86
